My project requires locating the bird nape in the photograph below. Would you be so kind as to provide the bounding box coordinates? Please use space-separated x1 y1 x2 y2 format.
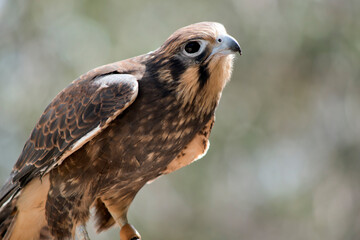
0 22 241 240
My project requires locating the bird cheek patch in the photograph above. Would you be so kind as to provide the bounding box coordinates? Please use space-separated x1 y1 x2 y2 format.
202 54 234 100
176 66 200 104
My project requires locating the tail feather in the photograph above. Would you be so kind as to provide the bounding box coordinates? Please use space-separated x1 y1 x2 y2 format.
0 196 18 240
93 198 115 232
0 175 50 240
0 178 20 240
0 179 19 208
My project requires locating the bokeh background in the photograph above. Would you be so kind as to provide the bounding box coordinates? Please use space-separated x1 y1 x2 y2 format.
0 0 359 239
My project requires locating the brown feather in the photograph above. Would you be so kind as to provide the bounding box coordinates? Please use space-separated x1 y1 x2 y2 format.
0 22 240 239
162 116 215 174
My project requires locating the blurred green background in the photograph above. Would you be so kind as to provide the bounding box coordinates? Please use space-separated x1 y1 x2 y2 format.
0 0 359 239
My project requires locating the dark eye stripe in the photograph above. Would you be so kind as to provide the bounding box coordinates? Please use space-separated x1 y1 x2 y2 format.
168 57 186 82
195 46 209 63
198 62 210 89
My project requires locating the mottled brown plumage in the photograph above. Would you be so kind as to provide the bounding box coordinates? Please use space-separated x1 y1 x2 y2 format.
0 22 241 240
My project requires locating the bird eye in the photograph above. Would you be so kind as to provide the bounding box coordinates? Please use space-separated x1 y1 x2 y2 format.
185 41 200 54
182 40 206 57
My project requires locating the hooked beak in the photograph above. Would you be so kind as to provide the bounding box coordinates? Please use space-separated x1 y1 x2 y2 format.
210 34 242 56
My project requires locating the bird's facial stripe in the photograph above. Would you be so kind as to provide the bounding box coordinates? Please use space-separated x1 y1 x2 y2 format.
168 57 186 82
198 63 210 89
192 45 212 64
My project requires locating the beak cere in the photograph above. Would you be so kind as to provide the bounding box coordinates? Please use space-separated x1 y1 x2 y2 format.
212 35 242 56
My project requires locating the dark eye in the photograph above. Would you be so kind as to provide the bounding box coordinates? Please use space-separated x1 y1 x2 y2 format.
184 41 201 54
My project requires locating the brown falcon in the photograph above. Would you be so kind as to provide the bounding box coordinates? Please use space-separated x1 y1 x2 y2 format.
0 22 241 240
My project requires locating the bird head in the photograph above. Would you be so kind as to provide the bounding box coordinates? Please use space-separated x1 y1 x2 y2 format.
159 22 241 58
147 22 241 113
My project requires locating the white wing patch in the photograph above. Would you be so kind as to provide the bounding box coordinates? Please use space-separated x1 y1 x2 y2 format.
93 74 136 88
43 74 139 175
42 125 103 175
71 125 101 151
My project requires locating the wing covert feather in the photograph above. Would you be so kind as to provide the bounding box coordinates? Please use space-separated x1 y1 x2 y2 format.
7 73 138 191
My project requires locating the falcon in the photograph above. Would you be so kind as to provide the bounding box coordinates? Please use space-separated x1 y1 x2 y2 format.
0 22 241 240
